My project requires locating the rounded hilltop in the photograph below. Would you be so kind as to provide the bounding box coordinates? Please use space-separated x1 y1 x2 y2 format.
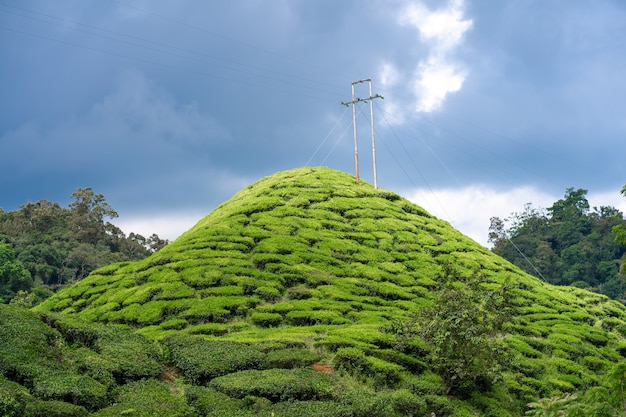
36 166 500 339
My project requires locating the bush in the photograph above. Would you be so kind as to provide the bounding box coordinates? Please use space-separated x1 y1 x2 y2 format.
271 400 353 417
371 349 427 373
185 386 246 417
251 312 283 328
254 286 281 302
91 379 194 417
332 347 403 387
0 391 21 417
388 389 426 416
335 388 395 417
25 399 89 417
333 347 368 374
32 373 108 410
365 356 404 388
164 334 265 384
209 368 335 402
286 310 341 326
265 348 322 369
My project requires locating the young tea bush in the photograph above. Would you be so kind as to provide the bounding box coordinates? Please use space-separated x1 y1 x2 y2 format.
91 379 194 417
265 348 322 369
24 399 89 417
163 334 265 384
209 368 335 402
270 400 353 417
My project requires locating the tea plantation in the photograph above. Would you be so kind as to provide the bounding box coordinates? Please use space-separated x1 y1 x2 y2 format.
2 166 626 415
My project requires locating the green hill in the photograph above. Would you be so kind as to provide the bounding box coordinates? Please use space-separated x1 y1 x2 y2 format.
6 166 626 415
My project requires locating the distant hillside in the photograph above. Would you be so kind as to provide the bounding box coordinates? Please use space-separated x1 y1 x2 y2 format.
27 167 626 415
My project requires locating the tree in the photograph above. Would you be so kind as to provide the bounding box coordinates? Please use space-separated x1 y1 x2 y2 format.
69 187 118 245
0 242 32 303
384 266 512 395
490 187 626 298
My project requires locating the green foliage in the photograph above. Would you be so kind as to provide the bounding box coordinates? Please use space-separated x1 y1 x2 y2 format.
0 189 166 297
250 312 283 327
185 386 247 417
25 399 89 417
0 242 32 303
164 334 265 384
91 379 194 417
525 392 579 416
490 188 626 299
407 268 512 394
265 348 322 368
209 368 335 402
271 400 353 417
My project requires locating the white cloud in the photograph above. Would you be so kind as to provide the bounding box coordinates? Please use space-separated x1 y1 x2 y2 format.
402 185 558 247
380 62 401 88
380 0 472 118
402 0 472 52
412 58 466 112
402 185 626 248
115 210 206 242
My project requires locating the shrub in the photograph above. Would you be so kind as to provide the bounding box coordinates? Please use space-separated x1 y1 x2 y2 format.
160 319 189 330
332 347 403 387
32 373 108 410
365 356 404 388
185 386 245 417
371 349 427 373
91 379 194 417
186 323 229 336
254 286 281 302
286 286 312 300
335 388 395 417
209 368 335 402
286 310 341 326
94 326 162 383
251 312 283 328
0 389 22 417
333 348 368 374
24 399 89 417
271 400 353 417
388 389 426 416
402 371 446 396
164 334 265 384
265 348 322 369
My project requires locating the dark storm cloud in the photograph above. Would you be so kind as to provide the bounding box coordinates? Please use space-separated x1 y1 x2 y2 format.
1 0 626 244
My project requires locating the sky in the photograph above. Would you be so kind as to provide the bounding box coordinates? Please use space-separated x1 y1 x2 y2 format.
1 0 626 247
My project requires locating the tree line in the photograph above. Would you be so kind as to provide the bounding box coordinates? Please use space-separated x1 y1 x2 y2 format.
0 187 167 304
489 186 626 300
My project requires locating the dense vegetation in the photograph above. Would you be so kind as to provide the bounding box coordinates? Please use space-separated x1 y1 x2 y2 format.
0 187 167 304
488 188 626 300
14 167 625 415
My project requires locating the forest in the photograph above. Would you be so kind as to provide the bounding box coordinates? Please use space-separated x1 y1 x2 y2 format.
489 186 626 300
0 187 167 305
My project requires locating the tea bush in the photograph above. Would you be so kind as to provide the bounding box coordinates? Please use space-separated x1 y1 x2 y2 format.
209 368 335 402
24 399 89 417
91 379 194 417
164 334 265 384
265 348 322 369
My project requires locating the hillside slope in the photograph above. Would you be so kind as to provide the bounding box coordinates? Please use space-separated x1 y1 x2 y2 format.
34 166 626 415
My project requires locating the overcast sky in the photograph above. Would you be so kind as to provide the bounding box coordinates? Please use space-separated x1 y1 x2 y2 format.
2 0 626 247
